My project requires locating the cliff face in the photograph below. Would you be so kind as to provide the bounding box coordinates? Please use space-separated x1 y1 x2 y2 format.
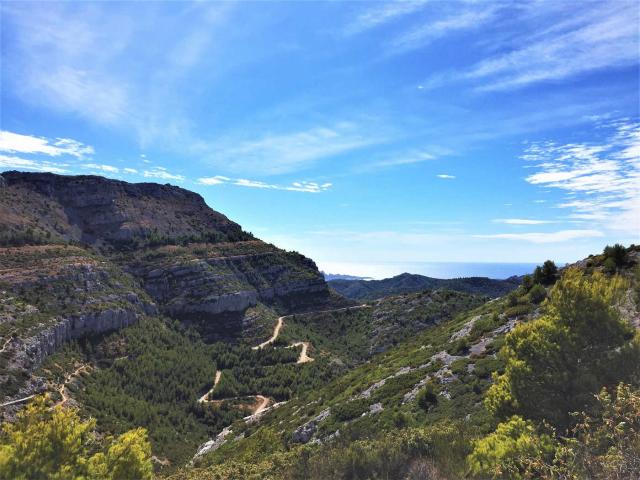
0 245 156 398
0 172 332 398
0 171 247 248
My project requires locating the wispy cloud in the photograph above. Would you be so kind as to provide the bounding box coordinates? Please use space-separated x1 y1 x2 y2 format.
0 154 68 174
82 163 119 173
197 175 332 193
493 218 554 225
522 118 640 235
200 123 383 175
388 6 499 54
345 0 430 35
437 174 455 179
0 131 94 158
466 2 639 91
475 229 603 244
143 167 185 182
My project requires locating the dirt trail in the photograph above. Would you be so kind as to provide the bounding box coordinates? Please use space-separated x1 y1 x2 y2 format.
252 395 270 414
0 395 36 408
252 316 285 350
0 335 13 353
289 341 313 363
198 370 222 404
190 304 368 461
56 364 91 407
198 304 368 410
252 304 367 352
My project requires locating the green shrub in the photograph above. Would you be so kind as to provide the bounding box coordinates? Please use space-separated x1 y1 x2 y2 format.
503 304 532 318
332 399 369 422
528 284 547 304
447 337 470 356
417 382 439 411
603 244 628 269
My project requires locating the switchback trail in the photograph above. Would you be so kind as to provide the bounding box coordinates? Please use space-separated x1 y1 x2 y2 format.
199 304 368 404
1 363 91 409
252 316 285 350
191 303 368 461
251 304 368 362
198 370 222 404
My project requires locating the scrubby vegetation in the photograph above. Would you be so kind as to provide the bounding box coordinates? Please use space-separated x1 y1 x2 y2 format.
0 395 152 479
166 248 640 479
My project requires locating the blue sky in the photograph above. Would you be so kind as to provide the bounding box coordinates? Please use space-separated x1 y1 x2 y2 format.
1 1 639 278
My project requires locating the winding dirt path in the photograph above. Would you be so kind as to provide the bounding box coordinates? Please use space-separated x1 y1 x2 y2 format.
252 395 270 415
191 304 369 461
289 341 313 363
198 305 368 408
56 364 91 407
198 370 222 404
252 316 285 350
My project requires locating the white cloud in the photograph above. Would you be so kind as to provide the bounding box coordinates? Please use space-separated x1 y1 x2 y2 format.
365 151 436 170
493 218 554 225
0 131 94 158
82 163 119 173
345 0 430 35
475 229 604 244
437 174 455 179
388 7 499 54
0 154 68 173
201 123 382 175
467 2 639 91
123 168 138 174
522 119 640 235
197 176 332 193
143 167 185 182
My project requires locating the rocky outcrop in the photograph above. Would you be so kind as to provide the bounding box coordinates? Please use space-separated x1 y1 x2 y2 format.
191 426 234 464
292 408 331 444
131 249 330 336
0 170 248 247
0 173 336 399
12 306 154 373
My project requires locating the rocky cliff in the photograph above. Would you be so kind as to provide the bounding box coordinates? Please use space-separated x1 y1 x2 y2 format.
0 171 333 399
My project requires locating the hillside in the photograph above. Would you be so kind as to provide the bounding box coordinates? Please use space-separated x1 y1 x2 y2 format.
329 272 521 301
1 172 638 479
168 245 640 479
0 172 489 471
0 172 334 408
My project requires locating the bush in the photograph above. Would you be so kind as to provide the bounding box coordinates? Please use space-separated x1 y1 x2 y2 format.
0 395 152 480
417 382 439 411
603 244 627 269
533 260 558 286
468 416 557 480
332 399 369 422
528 284 547 304
447 337 469 356
503 304 532 318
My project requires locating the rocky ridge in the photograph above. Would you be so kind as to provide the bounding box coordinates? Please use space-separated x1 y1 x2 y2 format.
0 172 333 402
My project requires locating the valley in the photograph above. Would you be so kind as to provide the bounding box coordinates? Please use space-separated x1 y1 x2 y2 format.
0 172 638 479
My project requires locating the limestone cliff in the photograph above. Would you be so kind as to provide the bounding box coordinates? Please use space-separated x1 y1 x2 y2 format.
0 172 333 399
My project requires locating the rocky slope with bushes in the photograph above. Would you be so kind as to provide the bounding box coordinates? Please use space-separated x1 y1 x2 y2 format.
0 172 333 404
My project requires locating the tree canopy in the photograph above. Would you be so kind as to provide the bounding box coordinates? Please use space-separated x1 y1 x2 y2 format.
0 395 152 480
485 269 639 429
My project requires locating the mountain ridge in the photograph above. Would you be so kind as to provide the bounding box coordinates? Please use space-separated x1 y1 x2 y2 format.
0 171 336 403
329 271 522 301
